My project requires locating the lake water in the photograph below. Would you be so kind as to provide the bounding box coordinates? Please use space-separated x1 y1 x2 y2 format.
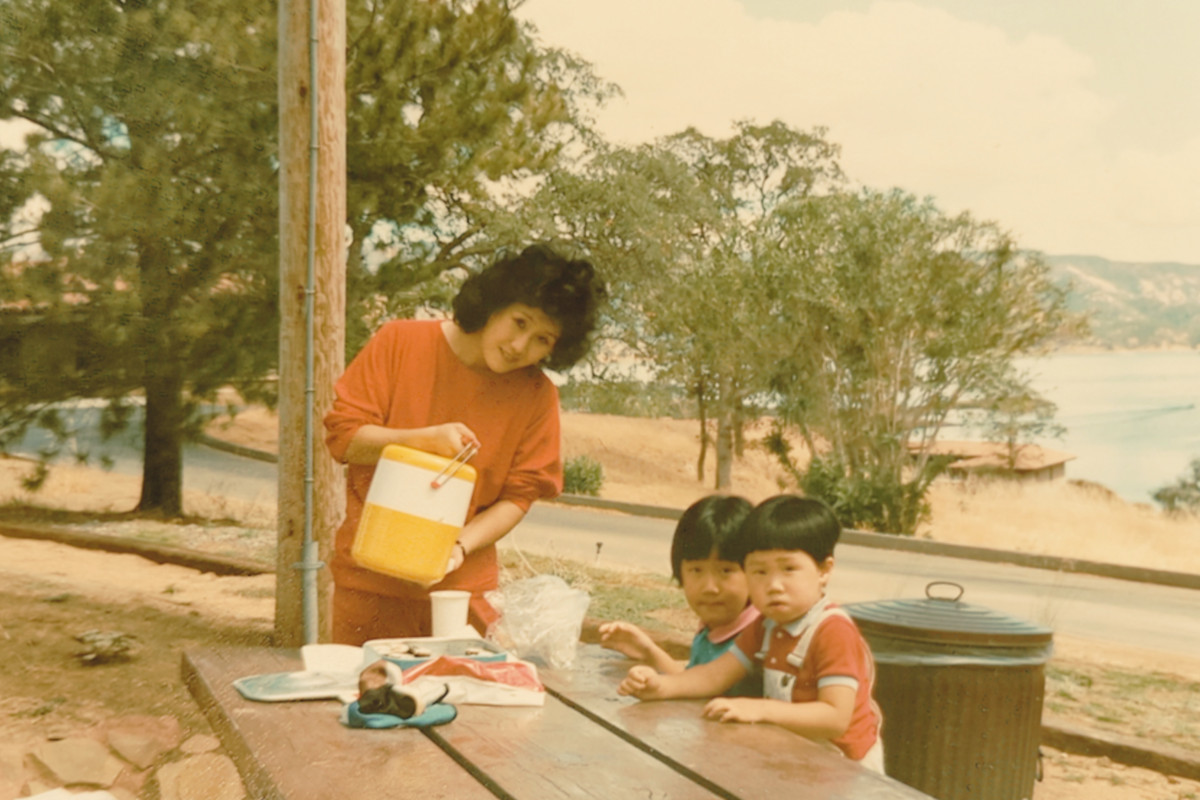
1019 350 1200 504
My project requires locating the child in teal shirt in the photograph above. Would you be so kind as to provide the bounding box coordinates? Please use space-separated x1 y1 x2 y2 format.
599 495 760 697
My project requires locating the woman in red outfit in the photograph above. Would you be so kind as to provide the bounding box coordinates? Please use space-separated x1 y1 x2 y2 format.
324 244 605 644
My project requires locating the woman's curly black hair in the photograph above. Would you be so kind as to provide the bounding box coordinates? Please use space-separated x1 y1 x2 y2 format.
452 243 606 371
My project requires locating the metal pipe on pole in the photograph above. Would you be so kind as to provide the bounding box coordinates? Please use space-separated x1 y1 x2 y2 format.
277 0 346 646
301 0 321 645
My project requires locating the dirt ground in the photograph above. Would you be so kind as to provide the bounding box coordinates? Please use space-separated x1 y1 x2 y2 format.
1 409 1199 799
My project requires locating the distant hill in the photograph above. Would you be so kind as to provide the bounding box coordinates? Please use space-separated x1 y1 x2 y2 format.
1044 254 1200 349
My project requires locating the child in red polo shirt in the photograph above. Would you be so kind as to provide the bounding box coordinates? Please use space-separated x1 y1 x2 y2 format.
618 495 884 772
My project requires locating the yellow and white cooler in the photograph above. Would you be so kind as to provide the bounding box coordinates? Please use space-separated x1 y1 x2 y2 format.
352 443 477 587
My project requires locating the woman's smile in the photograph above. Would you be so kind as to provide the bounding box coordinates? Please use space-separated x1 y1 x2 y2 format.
480 304 562 374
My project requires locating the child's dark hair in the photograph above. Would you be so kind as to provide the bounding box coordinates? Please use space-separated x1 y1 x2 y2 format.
669 495 753 582
736 495 842 564
452 242 606 371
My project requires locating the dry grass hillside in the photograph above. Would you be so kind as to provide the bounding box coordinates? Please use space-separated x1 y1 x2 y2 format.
558 412 1200 575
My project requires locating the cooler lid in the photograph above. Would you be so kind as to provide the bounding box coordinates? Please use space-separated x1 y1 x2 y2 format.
844 581 1053 648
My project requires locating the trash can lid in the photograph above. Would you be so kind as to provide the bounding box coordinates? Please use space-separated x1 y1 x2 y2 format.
844 581 1053 648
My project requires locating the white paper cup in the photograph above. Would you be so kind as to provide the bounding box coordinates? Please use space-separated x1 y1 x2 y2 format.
429 590 471 638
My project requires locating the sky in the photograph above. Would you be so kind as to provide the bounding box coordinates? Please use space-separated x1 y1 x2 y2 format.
3 1 1195 265
517 0 1200 265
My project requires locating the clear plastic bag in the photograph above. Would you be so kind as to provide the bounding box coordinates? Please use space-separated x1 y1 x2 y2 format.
486 575 590 669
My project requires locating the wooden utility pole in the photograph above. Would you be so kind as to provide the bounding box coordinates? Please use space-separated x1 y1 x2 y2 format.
277 0 346 646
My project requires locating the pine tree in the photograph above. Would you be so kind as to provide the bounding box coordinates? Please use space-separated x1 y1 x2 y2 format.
1 0 612 515
1 0 278 514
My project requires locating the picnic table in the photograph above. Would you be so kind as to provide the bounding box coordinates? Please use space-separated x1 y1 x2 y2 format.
182 643 932 800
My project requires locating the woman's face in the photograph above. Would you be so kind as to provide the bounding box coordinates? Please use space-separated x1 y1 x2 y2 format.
479 303 562 374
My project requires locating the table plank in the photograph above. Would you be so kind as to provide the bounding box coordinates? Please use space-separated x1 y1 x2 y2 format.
181 648 493 800
427 693 724 800
537 646 933 800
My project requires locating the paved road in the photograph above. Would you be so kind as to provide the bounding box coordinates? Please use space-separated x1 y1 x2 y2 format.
511 504 1200 661
8 403 277 508
10 408 1199 660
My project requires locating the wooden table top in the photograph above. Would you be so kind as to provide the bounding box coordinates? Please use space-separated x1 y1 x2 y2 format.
182 644 932 800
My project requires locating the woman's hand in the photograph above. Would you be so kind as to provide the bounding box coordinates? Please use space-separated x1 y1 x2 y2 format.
414 423 479 458
341 422 480 465
444 541 468 575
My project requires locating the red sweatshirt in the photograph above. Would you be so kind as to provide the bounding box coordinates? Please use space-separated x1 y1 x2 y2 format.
324 319 563 604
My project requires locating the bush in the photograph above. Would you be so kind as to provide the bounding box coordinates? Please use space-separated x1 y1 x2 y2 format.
1153 457 1200 515
796 456 928 536
764 427 952 536
563 455 604 496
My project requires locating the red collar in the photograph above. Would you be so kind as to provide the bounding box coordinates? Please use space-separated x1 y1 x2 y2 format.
705 604 761 644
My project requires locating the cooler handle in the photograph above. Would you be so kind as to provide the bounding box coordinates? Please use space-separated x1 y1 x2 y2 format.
430 441 479 489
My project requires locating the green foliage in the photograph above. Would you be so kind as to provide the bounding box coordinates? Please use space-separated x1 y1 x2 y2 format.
563 455 604 496
964 393 1065 469
558 378 693 419
340 0 617 357
765 427 950 534
798 456 928 535
765 189 1082 534
1 0 612 514
518 120 843 487
1153 457 1200 514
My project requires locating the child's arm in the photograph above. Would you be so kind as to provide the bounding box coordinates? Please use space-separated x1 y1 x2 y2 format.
598 621 685 674
617 650 747 700
701 683 855 742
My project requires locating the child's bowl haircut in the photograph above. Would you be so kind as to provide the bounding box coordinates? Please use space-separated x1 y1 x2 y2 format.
736 495 841 564
669 495 753 582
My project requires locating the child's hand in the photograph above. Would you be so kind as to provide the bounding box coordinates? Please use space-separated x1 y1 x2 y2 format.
617 665 664 699
702 697 764 724
598 621 656 661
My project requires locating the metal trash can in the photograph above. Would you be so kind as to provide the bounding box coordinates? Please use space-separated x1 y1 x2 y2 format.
844 582 1053 800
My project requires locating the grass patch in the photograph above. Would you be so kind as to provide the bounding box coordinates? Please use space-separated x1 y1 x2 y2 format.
1046 658 1200 752
499 550 690 642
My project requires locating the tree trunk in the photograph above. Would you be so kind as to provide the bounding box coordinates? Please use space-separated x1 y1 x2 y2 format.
695 378 708 482
714 410 733 490
133 223 184 516
138 363 184 516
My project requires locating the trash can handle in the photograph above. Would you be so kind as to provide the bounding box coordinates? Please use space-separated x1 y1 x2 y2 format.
925 581 965 602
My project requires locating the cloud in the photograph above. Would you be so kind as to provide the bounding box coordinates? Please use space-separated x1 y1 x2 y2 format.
521 0 1198 263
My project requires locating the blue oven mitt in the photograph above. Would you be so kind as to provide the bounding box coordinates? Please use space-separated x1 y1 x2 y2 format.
342 700 457 729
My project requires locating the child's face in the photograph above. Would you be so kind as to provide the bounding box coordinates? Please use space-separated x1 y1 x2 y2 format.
679 552 750 630
744 549 833 625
